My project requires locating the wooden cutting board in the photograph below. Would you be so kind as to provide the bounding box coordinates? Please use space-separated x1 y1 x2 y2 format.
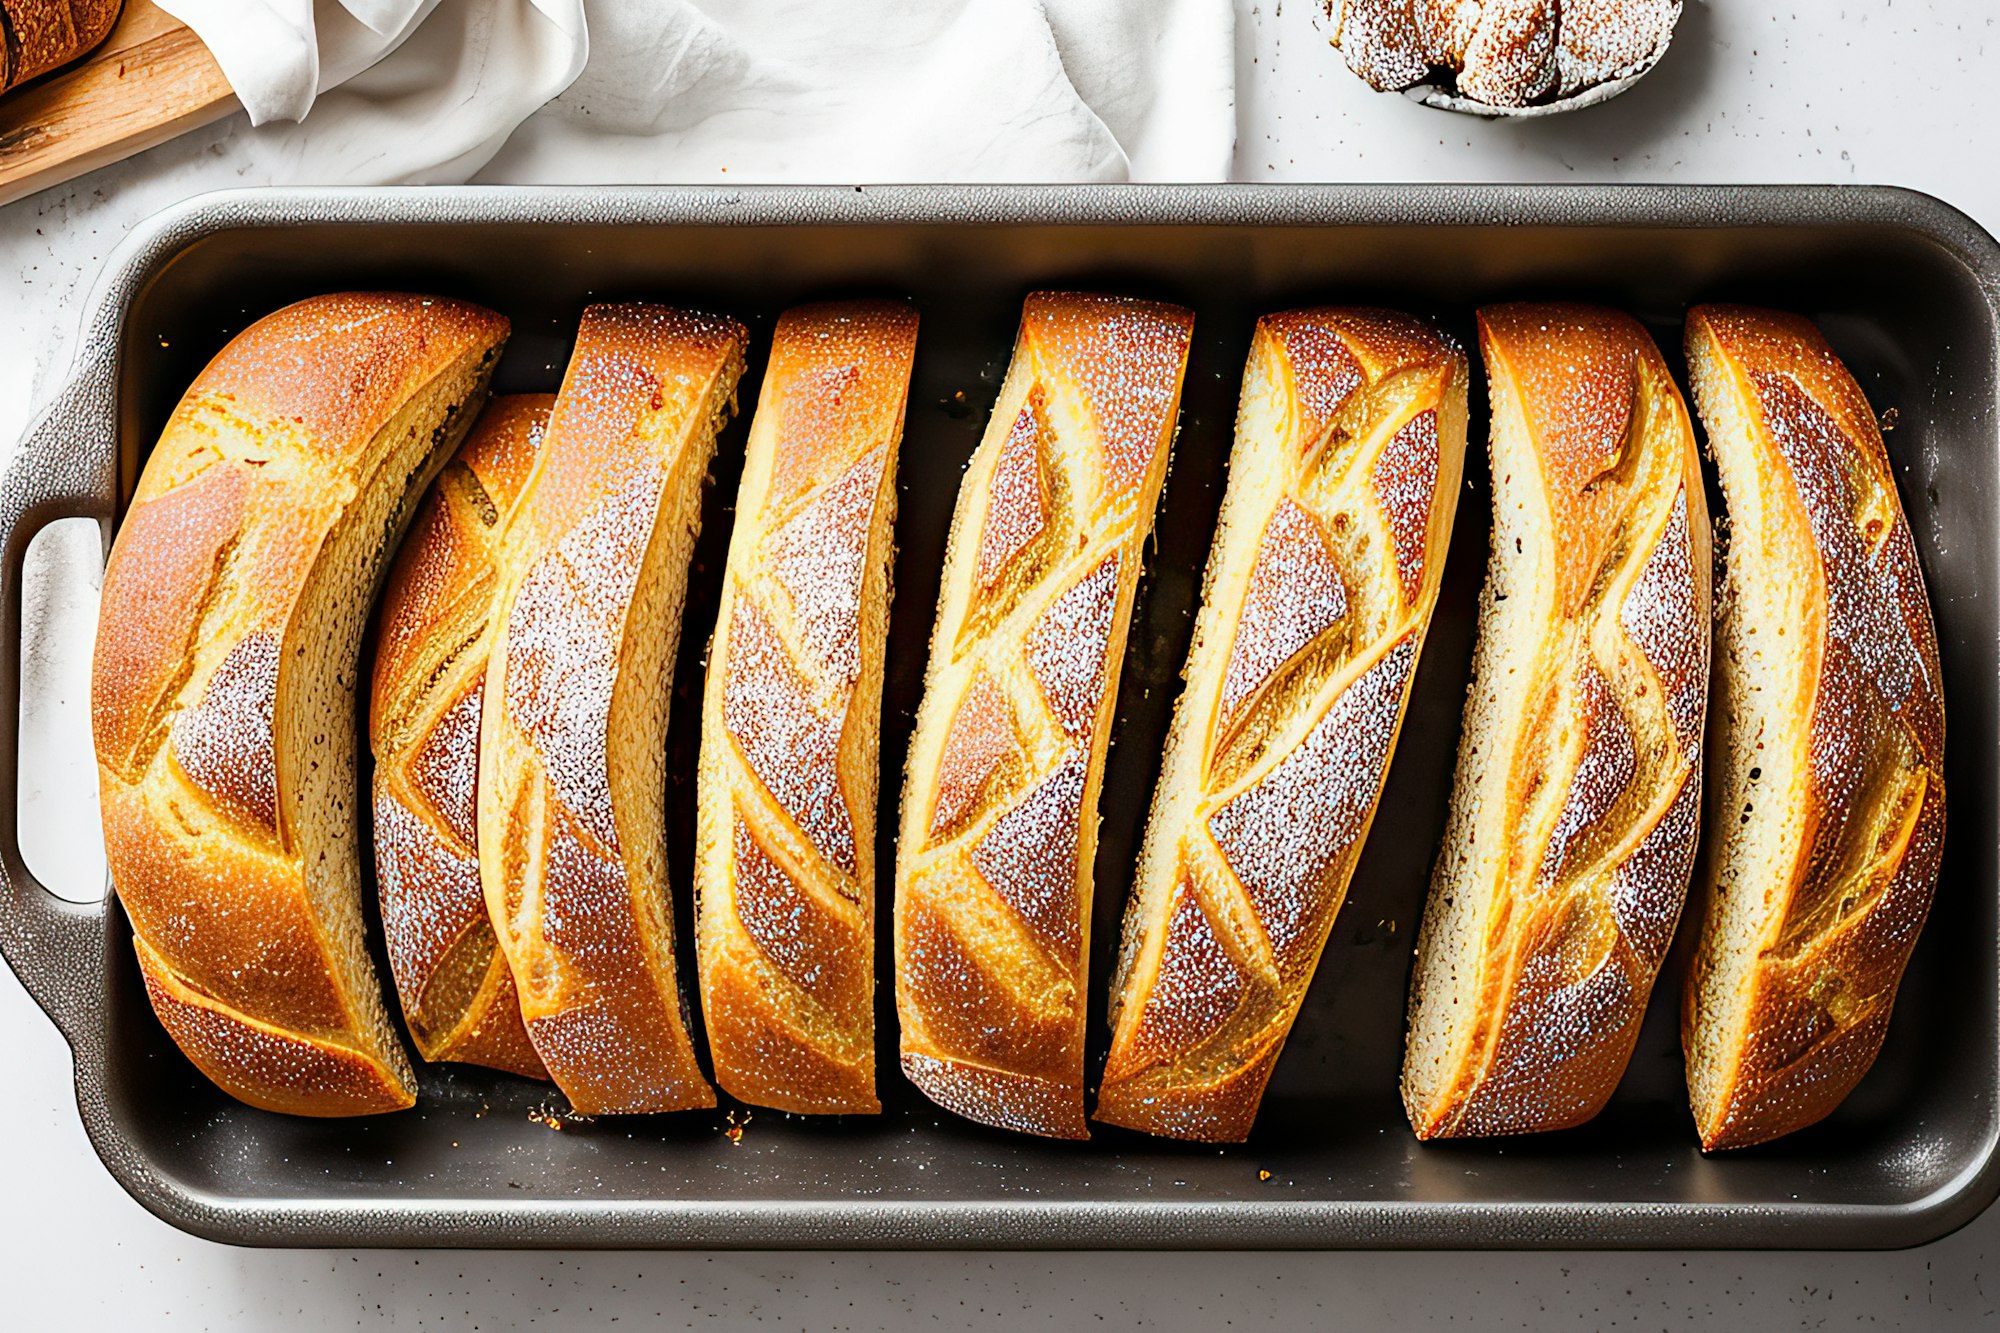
0 1 237 209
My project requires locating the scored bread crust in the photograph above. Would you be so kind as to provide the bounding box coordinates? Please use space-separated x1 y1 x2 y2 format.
370 394 553 1079
1681 306 1946 1152
93 292 509 1116
478 303 747 1115
1097 309 1470 1142
896 292 1194 1139
694 300 919 1115
1401 302 1711 1140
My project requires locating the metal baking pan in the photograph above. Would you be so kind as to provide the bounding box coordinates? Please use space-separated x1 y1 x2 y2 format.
1 184 1995 1249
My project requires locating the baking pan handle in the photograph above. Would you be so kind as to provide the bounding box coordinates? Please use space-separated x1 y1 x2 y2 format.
0 352 118 1049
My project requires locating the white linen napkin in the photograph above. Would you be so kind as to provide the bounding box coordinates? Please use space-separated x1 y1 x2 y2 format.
482 0 1236 184
151 0 1233 183
155 0 591 177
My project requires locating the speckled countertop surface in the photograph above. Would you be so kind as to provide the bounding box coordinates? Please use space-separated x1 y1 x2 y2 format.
3 1 1997 1326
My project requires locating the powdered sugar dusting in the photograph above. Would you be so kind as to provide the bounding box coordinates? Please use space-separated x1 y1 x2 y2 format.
1266 313 1367 438
170 630 281 833
970 747 1088 968
1099 309 1466 1139
1619 487 1705 748
771 363 863 502
723 594 856 874
1217 498 1348 735
898 882 1073 1067
1741 363 1944 995
1208 636 1417 974
1373 408 1442 602
1557 0 1680 96
372 788 482 1012
537 811 630 966
975 393 1050 590
1343 0 1592 104
139 958 407 1115
899 1051 1085 1139
1333 0 1432 91
1027 294 1192 497
1416 0 1478 64
514 791 712 1110
1410 302 1709 1137
731 816 862 1012
502 480 646 854
1460 0 1559 105
1129 881 1250 1065
527 991 710 1115
1447 920 1636 1136
901 292 1189 1138
1024 550 1120 738
1607 770 1699 966
770 445 885 689
1500 305 1637 503
409 683 483 848
926 670 1018 844
1535 657 1639 888
1754 370 1929 756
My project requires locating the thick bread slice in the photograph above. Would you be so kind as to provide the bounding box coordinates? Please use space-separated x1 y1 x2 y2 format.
371 394 553 1078
3 1 78 93
896 292 1194 1139
478 303 747 1115
1097 309 1469 1142
1402 303 1710 1139
694 301 918 1115
1333 0 1677 103
93 292 509 1116
1681 305 1945 1151
2 0 121 90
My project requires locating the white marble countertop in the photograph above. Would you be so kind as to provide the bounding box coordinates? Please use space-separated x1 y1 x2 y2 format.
4 2 1996 1325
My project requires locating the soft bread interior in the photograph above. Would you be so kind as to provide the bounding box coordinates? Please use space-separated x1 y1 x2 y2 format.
276 343 497 1084
1682 332 1817 1122
1400 338 1553 1122
839 458 899 895
608 353 745 1015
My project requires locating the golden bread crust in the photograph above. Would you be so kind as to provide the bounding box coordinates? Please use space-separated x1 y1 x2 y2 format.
478 304 746 1115
1098 308 1469 1142
94 292 509 1115
370 395 554 1078
694 301 918 1115
896 292 1193 1139
1681 305 1945 1150
135 935 414 1117
1402 302 1710 1139
4 1 122 91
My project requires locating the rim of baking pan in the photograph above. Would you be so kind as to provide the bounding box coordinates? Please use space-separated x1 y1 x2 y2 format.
6 182 1998 1250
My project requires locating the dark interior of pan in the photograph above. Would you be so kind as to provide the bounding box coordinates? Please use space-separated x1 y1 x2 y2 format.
16 186 2000 1247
